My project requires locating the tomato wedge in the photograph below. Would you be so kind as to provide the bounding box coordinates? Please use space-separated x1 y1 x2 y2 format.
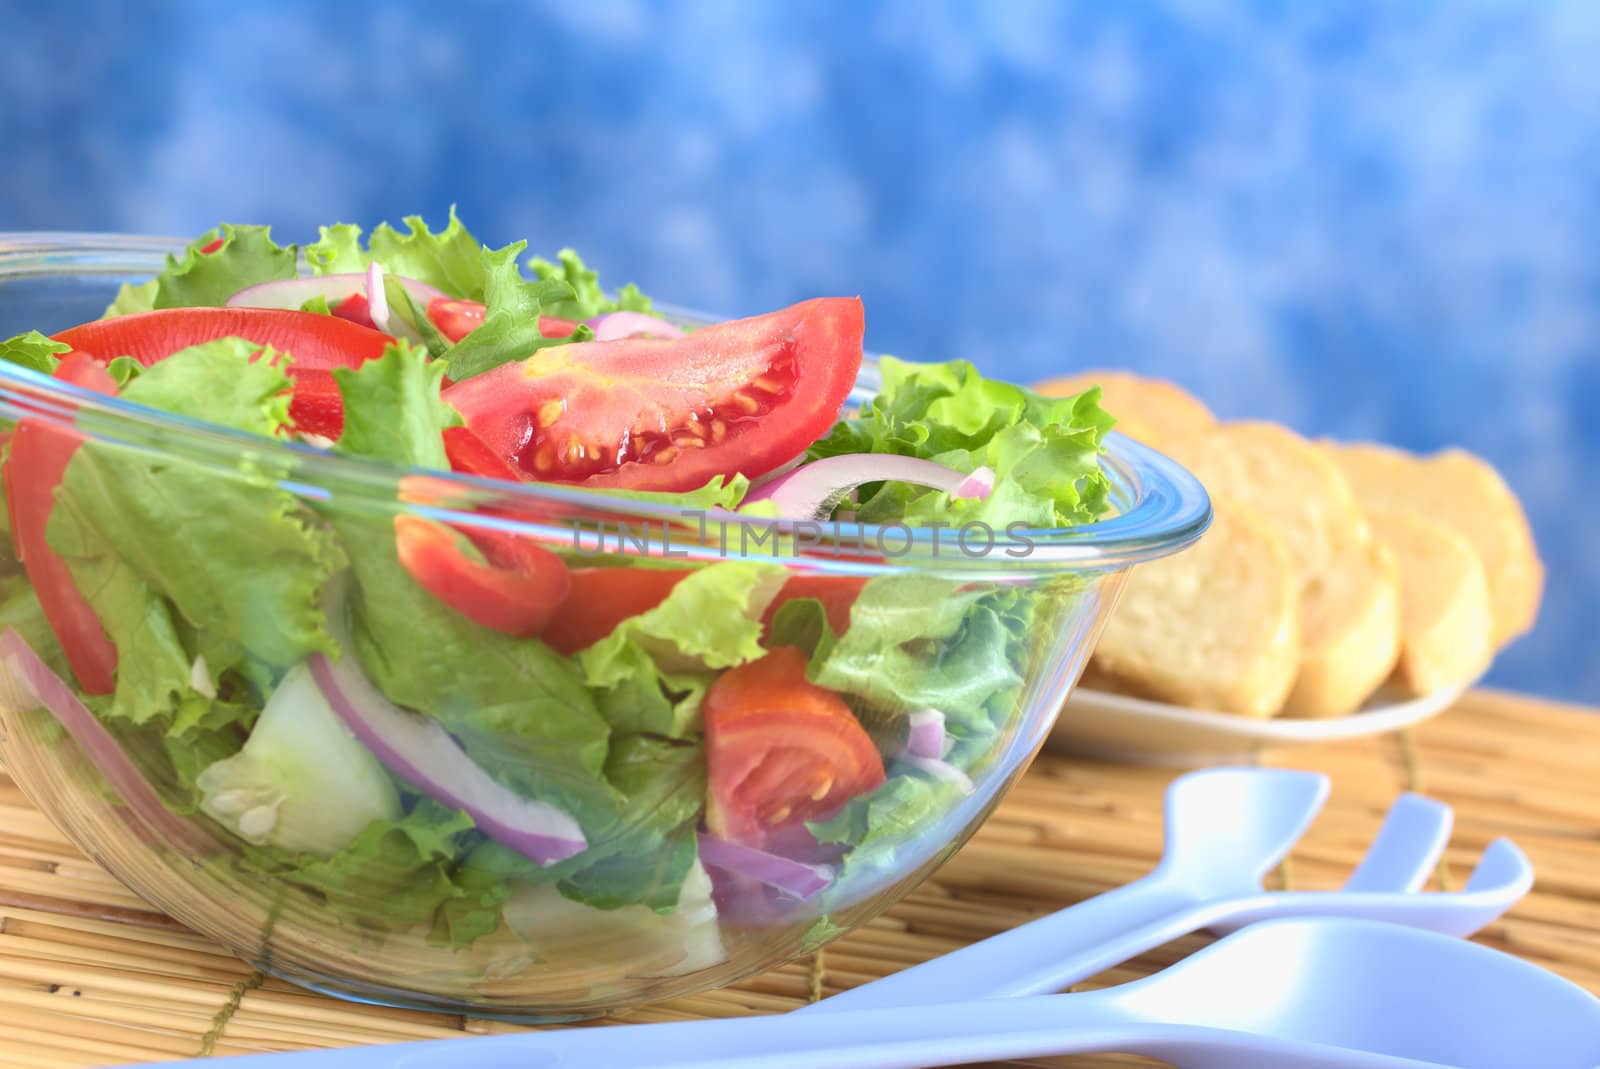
442 425 526 482
52 308 396 439
704 646 884 849
426 298 579 345
4 354 120 693
442 297 864 492
394 514 570 636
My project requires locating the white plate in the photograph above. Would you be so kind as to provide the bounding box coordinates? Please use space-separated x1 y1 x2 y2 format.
1046 683 1468 767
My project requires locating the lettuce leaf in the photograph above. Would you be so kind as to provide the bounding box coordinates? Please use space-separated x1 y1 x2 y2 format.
325 346 707 911
807 767 969 894
304 223 368 275
104 280 159 318
0 577 70 682
366 208 487 299
530 248 654 322
264 799 487 941
331 341 459 465
438 242 580 381
47 340 345 713
809 357 1114 528
0 331 70 374
143 225 299 312
326 346 612 816
578 561 785 736
554 734 704 912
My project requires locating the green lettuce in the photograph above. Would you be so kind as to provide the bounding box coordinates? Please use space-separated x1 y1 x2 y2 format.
366 208 487 298
0 577 70 681
48 340 345 718
52 341 343 686
100 225 299 318
530 248 654 322
807 768 970 894
304 223 368 275
331 340 459 464
809 357 1114 528
578 561 785 736
437 241 582 380
0 331 70 374
327 344 708 911
261 799 491 944
553 734 705 912
775 574 1026 747
104 280 159 318
326 345 611 811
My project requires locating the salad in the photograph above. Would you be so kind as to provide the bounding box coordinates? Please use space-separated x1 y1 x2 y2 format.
0 212 1115 981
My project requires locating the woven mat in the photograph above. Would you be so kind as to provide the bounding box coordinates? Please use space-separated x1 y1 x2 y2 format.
2 688 1597 1069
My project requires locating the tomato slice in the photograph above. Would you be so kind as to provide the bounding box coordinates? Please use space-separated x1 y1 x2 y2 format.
330 292 377 330
425 298 578 345
53 308 395 441
441 297 863 492
542 567 694 655
442 425 526 482
4 354 120 693
394 514 570 637
704 646 884 849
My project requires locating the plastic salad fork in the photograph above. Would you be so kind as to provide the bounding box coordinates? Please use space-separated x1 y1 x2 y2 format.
147 917 1600 1068
807 766 1533 1013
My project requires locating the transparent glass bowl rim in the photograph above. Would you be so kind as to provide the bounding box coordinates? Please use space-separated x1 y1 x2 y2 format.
0 232 1212 572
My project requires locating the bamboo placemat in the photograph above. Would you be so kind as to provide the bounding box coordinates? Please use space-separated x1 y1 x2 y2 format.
2 687 1597 1069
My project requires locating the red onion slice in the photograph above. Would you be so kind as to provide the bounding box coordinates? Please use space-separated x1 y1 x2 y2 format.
307 650 586 865
696 832 833 900
585 311 686 341
954 466 996 499
365 260 392 335
900 756 974 795
0 629 208 851
224 273 448 313
902 708 947 761
741 455 996 521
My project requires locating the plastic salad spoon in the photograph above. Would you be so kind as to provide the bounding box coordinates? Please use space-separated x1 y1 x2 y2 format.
154 918 1600 1069
806 767 1531 1014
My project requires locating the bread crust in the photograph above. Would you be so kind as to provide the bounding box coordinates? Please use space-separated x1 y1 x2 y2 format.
1326 442 1543 649
1163 423 1402 718
1090 496 1300 717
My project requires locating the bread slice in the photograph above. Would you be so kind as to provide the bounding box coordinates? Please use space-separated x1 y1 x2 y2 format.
1032 370 1215 445
1089 495 1300 717
1325 442 1542 649
1363 507 1493 695
1162 422 1401 718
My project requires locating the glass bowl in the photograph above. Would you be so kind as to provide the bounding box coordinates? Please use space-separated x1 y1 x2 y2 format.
0 233 1210 1020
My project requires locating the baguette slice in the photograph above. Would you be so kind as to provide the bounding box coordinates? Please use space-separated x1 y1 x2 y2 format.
1089 495 1300 718
1363 507 1494 696
1163 422 1401 718
1032 370 1215 445
1325 442 1542 648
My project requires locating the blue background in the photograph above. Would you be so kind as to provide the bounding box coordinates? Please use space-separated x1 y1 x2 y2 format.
2 1 1596 703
